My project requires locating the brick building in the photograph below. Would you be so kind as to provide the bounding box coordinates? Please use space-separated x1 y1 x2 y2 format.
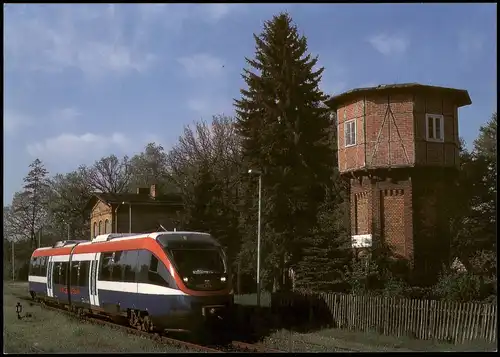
326 83 471 282
85 185 184 238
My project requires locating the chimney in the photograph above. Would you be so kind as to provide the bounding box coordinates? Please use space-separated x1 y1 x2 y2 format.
150 184 157 199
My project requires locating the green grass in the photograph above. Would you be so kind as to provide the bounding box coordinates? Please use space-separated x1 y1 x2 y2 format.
261 327 497 352
3 282 188 353
233 292 496 352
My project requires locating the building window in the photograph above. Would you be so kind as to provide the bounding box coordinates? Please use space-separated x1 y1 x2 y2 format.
93 222 97 238
426 114 444 142
98 221 102 235
104 219 110 234
344 119 356 147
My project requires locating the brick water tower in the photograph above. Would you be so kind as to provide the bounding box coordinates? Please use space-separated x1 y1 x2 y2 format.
326 83 471 283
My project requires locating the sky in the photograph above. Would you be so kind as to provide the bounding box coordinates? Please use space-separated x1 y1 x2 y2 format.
3 3 497 205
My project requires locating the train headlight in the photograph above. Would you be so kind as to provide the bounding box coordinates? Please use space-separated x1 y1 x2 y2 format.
183 277 189 283
220 276 226 282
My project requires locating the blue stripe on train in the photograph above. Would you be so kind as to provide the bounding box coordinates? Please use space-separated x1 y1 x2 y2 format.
98 289 192 315
29 281 47 294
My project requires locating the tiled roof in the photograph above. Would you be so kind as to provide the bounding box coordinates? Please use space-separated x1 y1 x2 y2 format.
85 192 183 211
325 83 472 109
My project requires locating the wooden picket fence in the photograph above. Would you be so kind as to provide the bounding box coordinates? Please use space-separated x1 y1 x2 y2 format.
272 292 497 344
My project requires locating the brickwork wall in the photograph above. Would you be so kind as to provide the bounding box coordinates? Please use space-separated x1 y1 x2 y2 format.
337 93 415 173
90 201 113 238
354 192 369 235
349 173 414 261
381 189 406 258
413 94 460 168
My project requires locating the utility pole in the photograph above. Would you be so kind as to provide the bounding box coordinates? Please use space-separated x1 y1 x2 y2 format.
248 169 262 307
129 203 132 233
12 240 15 281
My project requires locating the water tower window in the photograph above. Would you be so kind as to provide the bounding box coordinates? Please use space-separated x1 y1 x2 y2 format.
425 114 444 142
345 119 357 147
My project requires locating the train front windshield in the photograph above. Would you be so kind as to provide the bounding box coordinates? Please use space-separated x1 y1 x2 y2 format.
169 248 226 277
157 234 228 290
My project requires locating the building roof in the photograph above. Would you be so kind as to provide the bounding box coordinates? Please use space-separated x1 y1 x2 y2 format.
325 83 472 109
85 192 184 211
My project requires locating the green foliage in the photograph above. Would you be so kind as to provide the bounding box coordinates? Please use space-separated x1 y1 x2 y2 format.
294 178 351 292
234 12 335 291
5 159 50 249
449 113 497 270
128 142 177 194
344 256 380 295
432 268 483 302
47 170 93 240
166 115 242 273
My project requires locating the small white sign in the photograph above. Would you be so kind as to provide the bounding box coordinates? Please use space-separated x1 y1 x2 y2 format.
352 234 372 248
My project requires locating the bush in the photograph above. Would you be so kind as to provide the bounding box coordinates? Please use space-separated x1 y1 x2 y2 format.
344 257 380 294
381 274 408 297
432 268 483 302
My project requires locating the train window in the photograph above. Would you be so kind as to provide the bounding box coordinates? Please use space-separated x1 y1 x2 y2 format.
118 250 139 283
70 262 80 286
111 251 123 281
60 262 69 286
40 257 47 276
79 261 90 287
29 257 36 276
149 255 159 272
53 262 61 284
136 250 151 284
99 253 114 281
148 255 169 287
36 257 41 276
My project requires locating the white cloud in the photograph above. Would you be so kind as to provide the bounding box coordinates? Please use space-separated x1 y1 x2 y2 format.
27 132 128 162
368 33 409 56
3 110 34 135
4 4 244 80
177 53 226 79
4 5 157 79
50 107 82 123
202 4 245 22
26 131 163 166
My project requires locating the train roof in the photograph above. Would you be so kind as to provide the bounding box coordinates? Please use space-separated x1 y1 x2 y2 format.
155 232 219 247
32 231 217 256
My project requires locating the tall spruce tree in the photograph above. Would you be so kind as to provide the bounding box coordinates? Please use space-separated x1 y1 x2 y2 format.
294 118 352 292
234 13 336 291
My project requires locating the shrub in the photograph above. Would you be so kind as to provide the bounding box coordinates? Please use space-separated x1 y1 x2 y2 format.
344 257 380 294
432 268 483 302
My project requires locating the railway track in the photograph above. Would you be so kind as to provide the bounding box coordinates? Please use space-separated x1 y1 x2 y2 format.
15 296 282 353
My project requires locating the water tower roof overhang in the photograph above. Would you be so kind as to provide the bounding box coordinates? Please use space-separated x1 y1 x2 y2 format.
325 83 472 110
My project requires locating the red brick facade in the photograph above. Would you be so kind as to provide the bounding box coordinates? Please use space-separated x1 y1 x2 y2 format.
327 84 471 281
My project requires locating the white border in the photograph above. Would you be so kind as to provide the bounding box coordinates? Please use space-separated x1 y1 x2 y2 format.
425 113 444 142
28 275 47 284
96 281 186 296
344 119 357 147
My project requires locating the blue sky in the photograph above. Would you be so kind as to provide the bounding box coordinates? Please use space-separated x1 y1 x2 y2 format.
3 3 497 205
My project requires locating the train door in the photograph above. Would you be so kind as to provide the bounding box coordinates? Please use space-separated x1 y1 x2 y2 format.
46 256 54 298
89 253 101 307
53 258 70 305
